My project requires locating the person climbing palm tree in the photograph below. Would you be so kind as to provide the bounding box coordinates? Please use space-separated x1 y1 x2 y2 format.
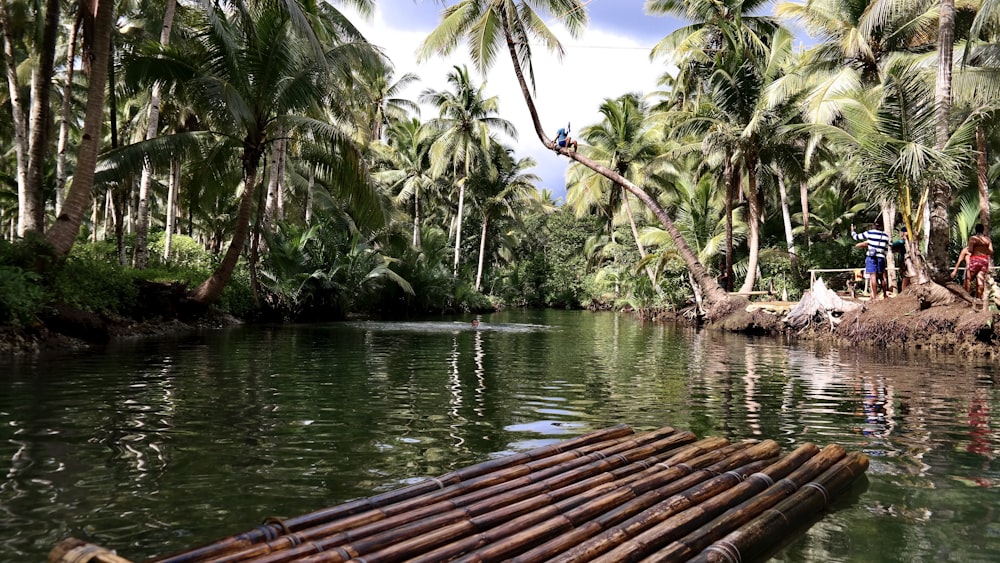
554 123 577 152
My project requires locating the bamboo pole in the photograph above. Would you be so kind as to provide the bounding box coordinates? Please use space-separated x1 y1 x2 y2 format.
637 444 847 563
215 428 694 563
689 451 870 563
445 441 782 563
331 437 736 563
284 436 727 563
49 538 136 563
513 441 782 563
586 443 832 563
149 425 636 563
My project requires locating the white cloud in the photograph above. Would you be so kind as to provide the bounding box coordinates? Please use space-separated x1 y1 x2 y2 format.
346 7 663 201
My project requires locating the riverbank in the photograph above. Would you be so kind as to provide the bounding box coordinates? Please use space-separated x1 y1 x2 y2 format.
0 306 242 357
644 289 1000 358
2 290 997 359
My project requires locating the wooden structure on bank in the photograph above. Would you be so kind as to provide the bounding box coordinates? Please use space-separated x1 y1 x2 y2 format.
50 424 868 563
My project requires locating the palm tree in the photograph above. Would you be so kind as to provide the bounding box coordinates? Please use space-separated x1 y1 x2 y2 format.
351 63 421 145
119 0 382 305
47 0 117 255
468 144 540 291
375 117 434 248
651 0 787 295
1 0 61 236
134 0 178 269
818 59 975 300
419 65 516 276
419 0 730 310
568 93 663 287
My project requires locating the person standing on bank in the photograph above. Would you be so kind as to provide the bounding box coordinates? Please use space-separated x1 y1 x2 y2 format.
952 223 993 300
891 225 913 292
852 218 891 300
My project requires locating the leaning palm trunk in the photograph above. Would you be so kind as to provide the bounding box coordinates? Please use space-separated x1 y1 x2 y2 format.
135 0 177 268
497 13 728 309
55 13 81 216
47 0 116 255
190 155 261 305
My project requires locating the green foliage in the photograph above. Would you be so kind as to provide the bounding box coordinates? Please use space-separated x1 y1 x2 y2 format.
259 221 415 320
218 263 255 319
51 246 140 314
149 232 216 270
0 266 45 325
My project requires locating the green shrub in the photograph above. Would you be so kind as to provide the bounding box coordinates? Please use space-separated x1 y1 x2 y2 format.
150 232 215 270
0 266 46 324
50 247 139 314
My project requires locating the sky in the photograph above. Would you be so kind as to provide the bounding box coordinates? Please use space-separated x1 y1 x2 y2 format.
340 0 686 203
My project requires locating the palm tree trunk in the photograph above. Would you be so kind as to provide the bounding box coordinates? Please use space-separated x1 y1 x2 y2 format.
497 13 727 308
135 0 178 268
305 165 314 225
475 216 488 291
977 124 990 232
413 185 421 249
453 179 465 277
926 0 955 277
776 168 797 270
739 159 761 294
163 157 179 260
0 0 30 236
190 146 262 305
799 179 810 249
882 201 897 291
250 163 267 306
622 189 658 287
25 0 60 232
55 13 82 216
725 156 736 292
47 0 115 255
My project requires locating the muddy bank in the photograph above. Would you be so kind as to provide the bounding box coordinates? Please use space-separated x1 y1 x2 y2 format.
641 291 1000 358
0 306 242 358
3 291 996 360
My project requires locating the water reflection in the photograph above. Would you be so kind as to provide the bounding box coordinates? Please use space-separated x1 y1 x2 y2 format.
0 312 998 562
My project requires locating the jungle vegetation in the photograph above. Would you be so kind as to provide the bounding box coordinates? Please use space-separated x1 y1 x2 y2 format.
2 0 1000 327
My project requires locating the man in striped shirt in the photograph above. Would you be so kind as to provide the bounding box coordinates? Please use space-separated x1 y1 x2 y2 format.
852 218 891 300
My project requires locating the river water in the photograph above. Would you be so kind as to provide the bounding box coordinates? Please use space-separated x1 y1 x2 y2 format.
1 310 998 562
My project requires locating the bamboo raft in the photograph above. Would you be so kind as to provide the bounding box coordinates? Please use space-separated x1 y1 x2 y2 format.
50 424 868 563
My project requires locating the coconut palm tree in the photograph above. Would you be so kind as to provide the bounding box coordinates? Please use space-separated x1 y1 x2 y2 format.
419 0 730 310
419 64 516 277
0 0 61 236
375 117 435 249
134 0 179 269
818 59 976 301
566 93 663 287
47 0 117 255
117 0 382 305
468 144 540 291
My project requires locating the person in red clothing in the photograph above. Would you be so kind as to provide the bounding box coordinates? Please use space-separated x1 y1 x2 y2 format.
952 224 993 300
